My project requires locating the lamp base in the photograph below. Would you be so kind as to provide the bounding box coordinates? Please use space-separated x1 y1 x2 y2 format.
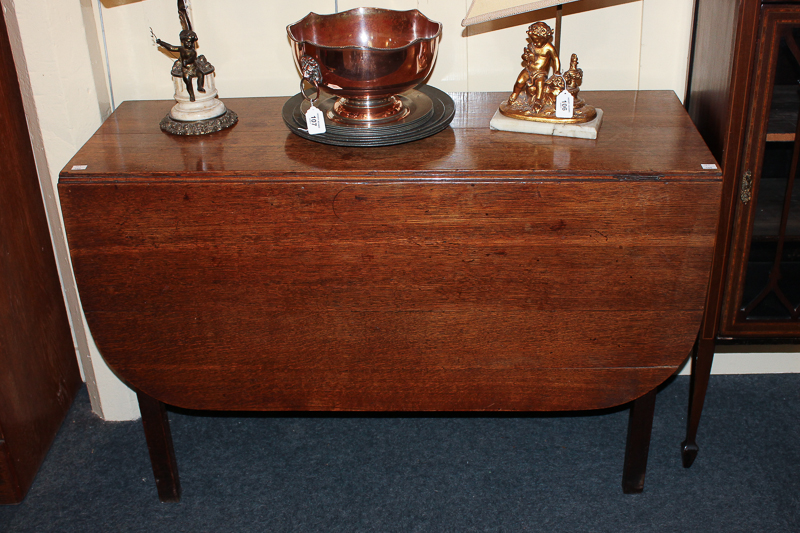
160 109 238 136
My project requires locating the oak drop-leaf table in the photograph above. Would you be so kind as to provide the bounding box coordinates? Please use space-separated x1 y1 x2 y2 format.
59 91 721 501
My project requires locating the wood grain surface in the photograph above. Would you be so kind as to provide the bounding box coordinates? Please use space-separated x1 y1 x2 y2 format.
61 91 719 180
59 91 721 413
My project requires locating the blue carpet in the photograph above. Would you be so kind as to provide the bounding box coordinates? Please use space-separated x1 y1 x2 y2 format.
1 374 798 532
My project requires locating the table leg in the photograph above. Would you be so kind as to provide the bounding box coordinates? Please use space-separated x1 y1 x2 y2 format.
681 337 715 467
621 387 657 494
136 390 181 502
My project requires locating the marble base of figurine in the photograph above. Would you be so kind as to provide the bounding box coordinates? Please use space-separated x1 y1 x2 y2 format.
490 108 604 139
161 73 236 135
169 72 226 121
160 109 238 136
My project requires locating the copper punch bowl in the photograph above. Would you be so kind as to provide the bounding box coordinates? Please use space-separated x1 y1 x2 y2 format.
287 7 442 124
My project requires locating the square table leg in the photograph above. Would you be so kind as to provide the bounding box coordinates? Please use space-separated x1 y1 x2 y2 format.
622 388 657 494
137 390 181 502
682 338 715 467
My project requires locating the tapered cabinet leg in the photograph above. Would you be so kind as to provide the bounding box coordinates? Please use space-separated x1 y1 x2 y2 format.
681 338 715 468
622 388 657 494
137 390 181 502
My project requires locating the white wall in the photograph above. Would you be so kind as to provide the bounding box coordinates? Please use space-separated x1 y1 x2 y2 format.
678 345 800 376
99 0 694 103
5 0 797 421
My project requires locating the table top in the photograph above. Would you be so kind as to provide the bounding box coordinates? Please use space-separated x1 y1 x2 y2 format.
61 91 721 183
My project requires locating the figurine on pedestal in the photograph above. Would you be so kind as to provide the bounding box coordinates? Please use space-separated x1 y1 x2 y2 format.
490 21 601 139
153 0 237 135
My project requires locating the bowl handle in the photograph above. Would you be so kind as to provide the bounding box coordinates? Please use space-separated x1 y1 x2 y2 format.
299 56 322 104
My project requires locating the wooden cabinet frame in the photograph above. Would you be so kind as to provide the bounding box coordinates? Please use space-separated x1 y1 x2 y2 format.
684 0 800 467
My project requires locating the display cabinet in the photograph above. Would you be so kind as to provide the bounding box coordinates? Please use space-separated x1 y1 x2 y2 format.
684 0 800 467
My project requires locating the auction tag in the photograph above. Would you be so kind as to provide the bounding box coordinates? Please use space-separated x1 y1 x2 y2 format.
305 105 326 135
555 89 574 119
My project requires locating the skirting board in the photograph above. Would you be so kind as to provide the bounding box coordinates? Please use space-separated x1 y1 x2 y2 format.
677 347 800 375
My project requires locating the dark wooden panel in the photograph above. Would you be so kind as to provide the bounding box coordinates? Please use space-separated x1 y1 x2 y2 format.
0 7 82 504
61 179 719 412
686 0 760 341
88 309 702 370
90 310 693 411
61 181 718 314
0 438 20 503
132 367 675 413
73 245 711 312
686 0 742 164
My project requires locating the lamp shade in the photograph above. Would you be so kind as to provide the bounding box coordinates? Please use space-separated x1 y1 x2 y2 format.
461 0 579 26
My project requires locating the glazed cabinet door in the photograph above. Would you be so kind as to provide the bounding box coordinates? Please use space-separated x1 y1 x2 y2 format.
722 5 800 336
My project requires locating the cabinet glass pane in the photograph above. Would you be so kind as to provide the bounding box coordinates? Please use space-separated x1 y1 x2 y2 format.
740 27 800 321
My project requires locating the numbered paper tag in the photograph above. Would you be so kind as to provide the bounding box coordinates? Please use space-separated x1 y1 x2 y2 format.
555 89 574 119
305 105 326 135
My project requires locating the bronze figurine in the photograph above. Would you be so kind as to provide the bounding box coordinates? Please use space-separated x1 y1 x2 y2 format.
152 1 214 102
152 0 237 135
154 30 214 102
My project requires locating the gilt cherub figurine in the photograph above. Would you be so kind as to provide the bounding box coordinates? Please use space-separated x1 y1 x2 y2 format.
152 0 237 135
508 22 560 114
499 22 596 124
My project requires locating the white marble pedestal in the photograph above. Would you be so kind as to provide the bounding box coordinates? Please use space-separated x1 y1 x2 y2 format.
490 108 604 139
169 72 226 121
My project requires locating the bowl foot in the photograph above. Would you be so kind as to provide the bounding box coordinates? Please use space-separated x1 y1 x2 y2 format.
329 96 410 125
